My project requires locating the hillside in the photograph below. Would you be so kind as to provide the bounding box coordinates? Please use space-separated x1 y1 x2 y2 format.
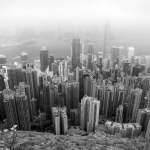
0 129 149 150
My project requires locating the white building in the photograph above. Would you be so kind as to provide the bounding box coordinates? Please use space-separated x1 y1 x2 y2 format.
127 47 135 62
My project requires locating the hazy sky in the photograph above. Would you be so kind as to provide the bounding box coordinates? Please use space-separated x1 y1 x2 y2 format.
0 0 150 29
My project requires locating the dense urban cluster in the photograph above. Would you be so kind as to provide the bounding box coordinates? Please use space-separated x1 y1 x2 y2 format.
0 34 150 143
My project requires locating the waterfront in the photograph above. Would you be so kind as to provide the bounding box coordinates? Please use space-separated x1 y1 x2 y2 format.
0 37 150 64
0 38 102 63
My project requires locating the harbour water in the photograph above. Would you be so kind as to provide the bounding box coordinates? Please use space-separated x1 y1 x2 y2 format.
0 37 150 64
0 38 102 63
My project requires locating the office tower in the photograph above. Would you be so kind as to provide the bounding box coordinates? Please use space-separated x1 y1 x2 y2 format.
103 81 114 116
67 73 74 81
132 58 141 76
7 67 22 89
136 108 150 140
95 85 103 115
97 52 103 64
49 54 54 71
113 84 125 115
127 47 135 62
7 68 14 89
20 83 33 121
51 62 58 76
38 74 44 91
15 67 23 85
0 74 6 91
40 46 49 72
72 57 80 71
71 36 81 70
26 70 34 98
79 69 84 102
145 57 150 73
80 96 87 130
87 54 93 71
130 56 136 76
34 59 40 70
32 69 38 99
43 82 51 119
103 21 110 59
80 96 100 132
90 79 96 97
3 89 19 129
72 82 79 109
0 91 6 122
75 108 80 126
139 55 146 65
58 93 64 107
80 54 85 66
115 105 123 123
60 107 68 135
52 107 60 135
70 108 80 126
84 76 90 96
123 60 130 74
21 69 27 83
53 84 59 106
131 88 142 122
58 61 63 77
65 83 72 118
111 46 123 64
0 55 7 69
70 109 75 125
87 43 95 55
80 41 84 54
125 88 142 123
11 68 18 86
20 51 28 61
15 89 31 131
31 98 37 117
76 67 79 82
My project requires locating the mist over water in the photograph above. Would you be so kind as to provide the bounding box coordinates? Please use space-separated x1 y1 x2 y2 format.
0 0 150 62
0 39 102 63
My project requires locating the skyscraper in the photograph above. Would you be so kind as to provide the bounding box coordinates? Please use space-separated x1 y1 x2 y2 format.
3 89 19 128
80 41 84 54
0 74 6 91
127 47 135 62
103 22 110 59
0 55 7 69
40 46 49 72
71 36 81 70
0 91 6 122
80 96 100 132
87 43 95 55
49 54 54 71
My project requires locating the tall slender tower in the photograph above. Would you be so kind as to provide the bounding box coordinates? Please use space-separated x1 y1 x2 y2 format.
87 43 94 71
40 46 49 72
103 21 110 59
71 36 81 70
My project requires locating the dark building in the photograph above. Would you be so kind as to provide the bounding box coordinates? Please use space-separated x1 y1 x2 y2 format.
87 43 95 55
40 47 49 72
0 74 5 91
0 91 6 122
0 55 7 69
49 54 54 71
71 36 81 70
